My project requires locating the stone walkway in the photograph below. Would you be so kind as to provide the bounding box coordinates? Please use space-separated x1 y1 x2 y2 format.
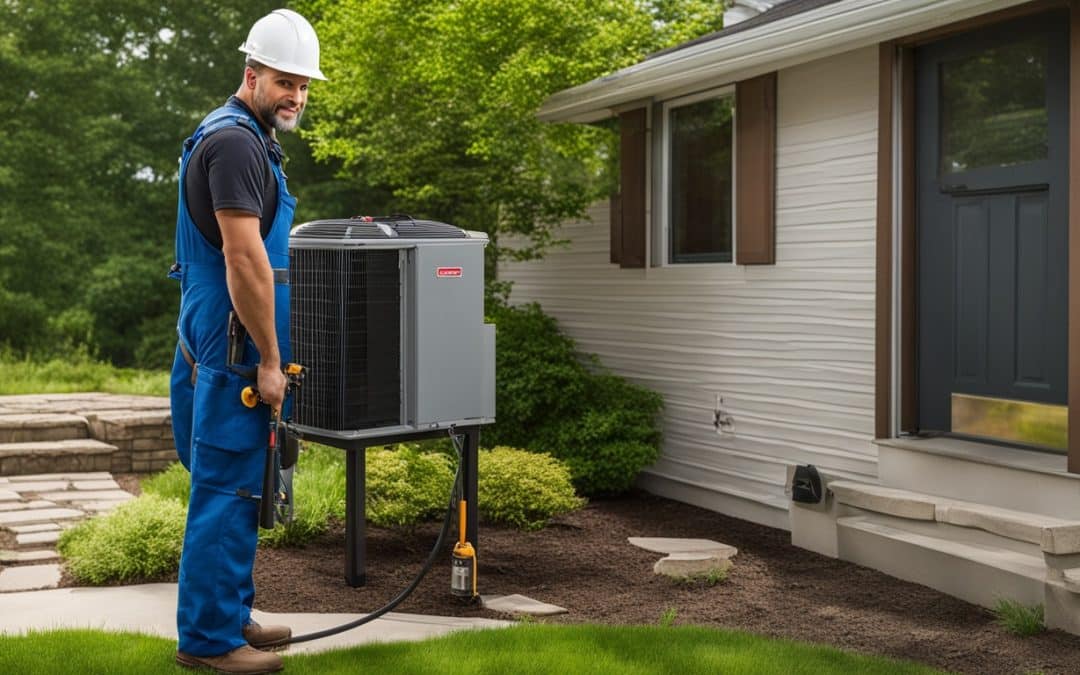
0 471 133 592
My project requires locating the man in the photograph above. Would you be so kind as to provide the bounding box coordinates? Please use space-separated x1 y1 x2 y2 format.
168 9 325 674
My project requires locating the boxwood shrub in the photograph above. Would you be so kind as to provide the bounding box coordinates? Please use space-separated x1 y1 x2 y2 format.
478 446 584 530
485 301 663 495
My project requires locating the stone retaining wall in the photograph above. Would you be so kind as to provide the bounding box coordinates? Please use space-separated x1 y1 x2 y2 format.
86 410 175 473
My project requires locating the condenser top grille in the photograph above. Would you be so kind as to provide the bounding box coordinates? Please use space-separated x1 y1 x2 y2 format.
292 217 467 241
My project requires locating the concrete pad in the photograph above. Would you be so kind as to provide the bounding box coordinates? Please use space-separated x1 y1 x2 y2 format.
627 537 738 558
72 480 120 491
480 594 568 616
0 500 56 512
8 472 111 482
828 481 937 521
0 584 510 653
0 508 84 525
939 502 1072 546
5 481 70 493
654 553 733 579
39 490 132 502
0 564 61 592
8 523 61 534
16 530 61 545
0 549 59 563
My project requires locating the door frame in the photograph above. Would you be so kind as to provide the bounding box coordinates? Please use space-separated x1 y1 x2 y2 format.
876 0 1080 472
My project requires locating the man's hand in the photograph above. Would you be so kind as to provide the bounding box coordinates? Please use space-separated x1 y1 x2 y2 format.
257 362 287 413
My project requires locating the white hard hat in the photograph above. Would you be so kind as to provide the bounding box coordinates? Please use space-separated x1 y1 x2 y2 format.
239 9 327 81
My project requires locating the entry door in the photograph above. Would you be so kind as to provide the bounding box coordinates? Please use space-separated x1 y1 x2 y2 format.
917 15 1069 441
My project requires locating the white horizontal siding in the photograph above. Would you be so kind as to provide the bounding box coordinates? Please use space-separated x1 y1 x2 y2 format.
500 46 881 526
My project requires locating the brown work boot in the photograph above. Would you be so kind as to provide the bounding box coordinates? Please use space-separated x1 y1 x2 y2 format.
243 620 292 650
176 645 283 673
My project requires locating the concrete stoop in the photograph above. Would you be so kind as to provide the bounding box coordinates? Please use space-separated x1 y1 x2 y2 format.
790 478 1080 636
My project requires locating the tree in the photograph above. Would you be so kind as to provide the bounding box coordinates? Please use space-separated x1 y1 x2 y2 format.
298 0 724 265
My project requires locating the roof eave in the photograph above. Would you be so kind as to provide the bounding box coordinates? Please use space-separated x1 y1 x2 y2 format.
537 0 1031 123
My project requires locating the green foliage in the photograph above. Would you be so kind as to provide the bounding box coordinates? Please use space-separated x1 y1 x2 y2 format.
260 443 346 547
478 447 584 530
366 445 455 528
485 302 663 495
58 495 186 585
658 607 679 627
300 0 724 264
140 462 190 506
0 351 169 396
993 599 1045 637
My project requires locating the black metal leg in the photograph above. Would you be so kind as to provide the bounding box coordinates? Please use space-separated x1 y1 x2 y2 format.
345 447 366 587
461 426 479 550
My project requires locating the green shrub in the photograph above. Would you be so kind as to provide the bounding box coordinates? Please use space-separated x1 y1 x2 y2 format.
140 462 190 506
58 495 186 585
366 445 455 527
993 599 1045 636
478 447 584 530
485 302 663 495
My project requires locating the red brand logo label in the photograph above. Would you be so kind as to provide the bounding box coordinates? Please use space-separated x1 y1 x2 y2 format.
436 267 463 278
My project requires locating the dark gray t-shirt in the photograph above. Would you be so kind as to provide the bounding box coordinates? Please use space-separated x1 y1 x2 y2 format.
183 99 278 249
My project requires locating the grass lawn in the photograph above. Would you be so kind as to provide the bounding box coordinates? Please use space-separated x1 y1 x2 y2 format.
0 354 169 396
0 625 940 674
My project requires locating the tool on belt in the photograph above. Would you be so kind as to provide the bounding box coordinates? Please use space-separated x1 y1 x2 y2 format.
226 311 306 529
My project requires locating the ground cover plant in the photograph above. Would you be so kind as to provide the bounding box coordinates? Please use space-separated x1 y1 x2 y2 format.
993 599 1045 637
0 626 941 675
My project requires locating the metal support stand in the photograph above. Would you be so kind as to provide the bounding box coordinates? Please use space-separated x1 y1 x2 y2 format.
301 425 481 588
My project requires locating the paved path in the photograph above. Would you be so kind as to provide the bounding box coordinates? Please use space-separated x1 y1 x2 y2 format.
0 583 510 654
0 471 133 592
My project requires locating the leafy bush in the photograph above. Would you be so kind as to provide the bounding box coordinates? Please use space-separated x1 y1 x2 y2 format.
485 302 663 495
478 447 584 530
58 495 186 585
141 462 190 506
993 599 1045 636
366 445 455 527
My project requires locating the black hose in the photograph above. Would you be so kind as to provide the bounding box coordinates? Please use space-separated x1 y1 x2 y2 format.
284 430 466 645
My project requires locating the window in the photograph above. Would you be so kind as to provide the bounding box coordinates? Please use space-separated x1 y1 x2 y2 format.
663 88 735 264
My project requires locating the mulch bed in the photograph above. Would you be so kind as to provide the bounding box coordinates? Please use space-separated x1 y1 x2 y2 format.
109 477 1080 674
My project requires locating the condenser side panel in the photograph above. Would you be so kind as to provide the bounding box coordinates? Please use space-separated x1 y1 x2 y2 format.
411 243 486 426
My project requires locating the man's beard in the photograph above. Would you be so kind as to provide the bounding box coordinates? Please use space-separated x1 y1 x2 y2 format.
255 91 302 133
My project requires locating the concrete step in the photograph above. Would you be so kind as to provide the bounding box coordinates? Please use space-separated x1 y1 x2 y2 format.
0 439 117 477
876 436 1080 519
837 513 1047 610
0 413 88 444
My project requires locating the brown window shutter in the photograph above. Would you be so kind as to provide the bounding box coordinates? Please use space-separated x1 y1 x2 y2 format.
735 72 777 265
615 108 647 268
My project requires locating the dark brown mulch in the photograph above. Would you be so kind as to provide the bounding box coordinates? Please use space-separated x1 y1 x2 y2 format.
100 477 1079 673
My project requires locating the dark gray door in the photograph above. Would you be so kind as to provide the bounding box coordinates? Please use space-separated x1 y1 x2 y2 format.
917 15 1069 435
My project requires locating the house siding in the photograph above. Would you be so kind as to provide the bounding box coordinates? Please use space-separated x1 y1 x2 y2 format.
499 46 880 528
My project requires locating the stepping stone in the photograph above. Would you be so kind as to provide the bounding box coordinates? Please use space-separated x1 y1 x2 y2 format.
628 537 738 559
8 472 111 482
0 549 59 563
0 564 61 592
16 530 61 545
4 481 70 493
39 490 132 502
0 490 22 502
72 480 120 491
654 553 734 579
0 413 87 443
480 594 568 616
0 500 56 512
8 523 61 534
0 508 84 526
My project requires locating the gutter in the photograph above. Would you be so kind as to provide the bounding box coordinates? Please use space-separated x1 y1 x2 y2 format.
538 0 1031 123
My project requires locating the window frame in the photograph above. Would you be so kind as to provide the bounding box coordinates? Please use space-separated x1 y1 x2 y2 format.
660 85 737 266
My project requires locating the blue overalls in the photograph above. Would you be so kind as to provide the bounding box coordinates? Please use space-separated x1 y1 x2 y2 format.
169 100 294 657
